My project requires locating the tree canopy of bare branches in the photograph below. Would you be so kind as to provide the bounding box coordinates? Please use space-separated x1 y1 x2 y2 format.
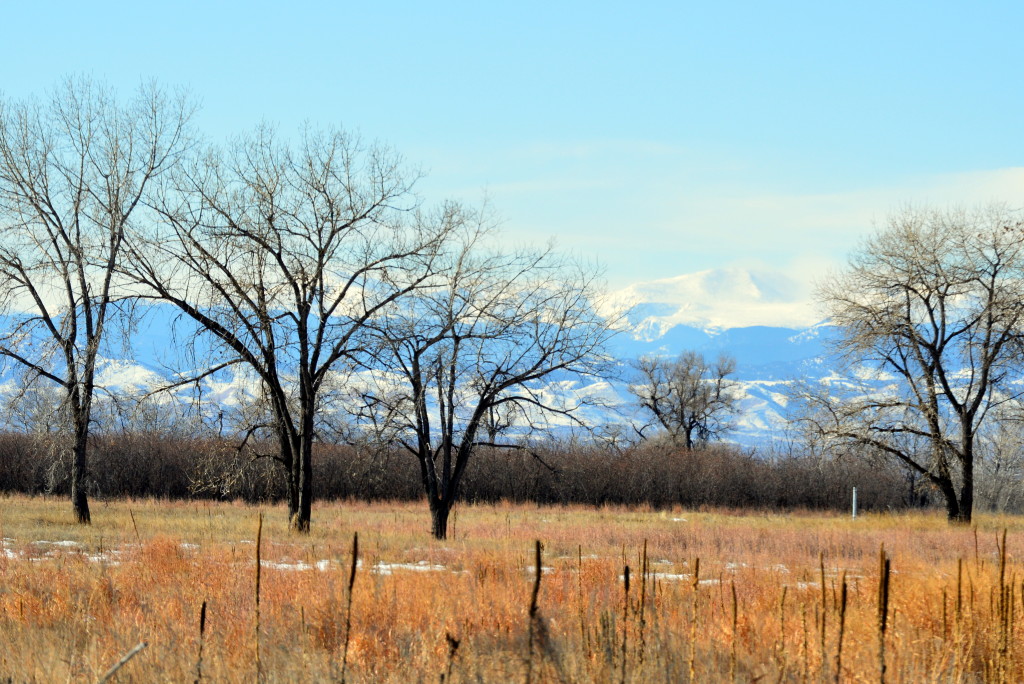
628 350 739 449
0 78 192 523
805 205 1024 523
123 125 452 531
356 221 618 538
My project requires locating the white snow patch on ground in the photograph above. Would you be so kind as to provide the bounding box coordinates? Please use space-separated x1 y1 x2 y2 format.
642 573 722 585
375 560 450 575
262 559 334 572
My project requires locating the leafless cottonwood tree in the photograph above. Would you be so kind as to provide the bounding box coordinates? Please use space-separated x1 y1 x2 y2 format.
804 205 1024 523
628 351 739 449
124 125 452 531
357 222 617 539
0 78 192 523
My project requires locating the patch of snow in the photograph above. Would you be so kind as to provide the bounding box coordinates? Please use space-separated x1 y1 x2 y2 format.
374 560 449 575
262 559 334 572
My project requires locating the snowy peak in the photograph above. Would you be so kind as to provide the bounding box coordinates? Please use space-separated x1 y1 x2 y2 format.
610 266 821 337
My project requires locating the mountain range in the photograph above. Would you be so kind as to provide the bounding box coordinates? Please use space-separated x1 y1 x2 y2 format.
0 267 840 447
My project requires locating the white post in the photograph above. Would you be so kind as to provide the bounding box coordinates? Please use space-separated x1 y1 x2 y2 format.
852 487 857 520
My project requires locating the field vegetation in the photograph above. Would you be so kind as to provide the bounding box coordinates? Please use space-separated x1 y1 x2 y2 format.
2 495 1023 682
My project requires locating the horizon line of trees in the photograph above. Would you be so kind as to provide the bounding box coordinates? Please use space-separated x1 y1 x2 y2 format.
0 428 941 516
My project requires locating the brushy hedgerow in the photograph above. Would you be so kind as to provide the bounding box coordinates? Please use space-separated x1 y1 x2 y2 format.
1 495 1024 681
0 432 921 513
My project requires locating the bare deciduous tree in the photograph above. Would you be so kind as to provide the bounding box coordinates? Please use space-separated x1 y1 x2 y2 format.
804 205 1024 524
628 351 739 449
357 222 617 539
124 125 451 531
0 78 192 523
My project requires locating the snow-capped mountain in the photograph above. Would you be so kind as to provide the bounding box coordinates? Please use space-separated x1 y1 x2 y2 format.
604 267 835 444
607 266 823 337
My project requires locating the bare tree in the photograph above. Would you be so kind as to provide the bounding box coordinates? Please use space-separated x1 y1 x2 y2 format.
628 351 739 449
357 221 617 539
0 78 192 523
123 125 452 531
974 409 1024 513
805 205 1024 524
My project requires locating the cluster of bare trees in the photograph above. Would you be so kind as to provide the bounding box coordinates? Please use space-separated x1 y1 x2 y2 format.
7 80 1021 535
0 78 616 537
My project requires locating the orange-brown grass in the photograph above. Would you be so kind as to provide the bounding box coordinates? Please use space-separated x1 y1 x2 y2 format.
2 494 1024 682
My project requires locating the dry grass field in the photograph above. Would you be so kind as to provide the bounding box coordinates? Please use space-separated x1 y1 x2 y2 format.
1 495 1023 682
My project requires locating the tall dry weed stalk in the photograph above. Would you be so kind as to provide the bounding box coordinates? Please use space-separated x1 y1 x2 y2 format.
689 557 700 683
637 539 649 668
340 531 359 684
877 545 891 684
254 511 263 682
129 508 140 543
776 585 788 678
834 572 847 684
526 539 543 684
729 580 738 682
801 606 809 683
194 600 207 684
996 528 1013 682
819 552 828 681
620 564 630 684
577 545 588 659
442 632 460 683
97 641 148 683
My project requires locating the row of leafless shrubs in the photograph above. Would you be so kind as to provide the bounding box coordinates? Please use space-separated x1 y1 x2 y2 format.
0 430 942 513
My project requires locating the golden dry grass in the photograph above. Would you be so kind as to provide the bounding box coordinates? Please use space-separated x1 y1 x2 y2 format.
1 494 1023 682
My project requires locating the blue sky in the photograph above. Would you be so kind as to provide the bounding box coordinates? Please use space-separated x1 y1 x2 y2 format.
4 1 1023 289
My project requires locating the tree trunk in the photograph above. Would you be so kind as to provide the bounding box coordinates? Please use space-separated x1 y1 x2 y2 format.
279 431 299 521
70 416 91 525
936 476 962 524
430 499 450 540
291 438 313 533
956 443 974 525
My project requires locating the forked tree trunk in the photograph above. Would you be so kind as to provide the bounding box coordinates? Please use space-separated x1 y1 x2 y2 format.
934 475 960 523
